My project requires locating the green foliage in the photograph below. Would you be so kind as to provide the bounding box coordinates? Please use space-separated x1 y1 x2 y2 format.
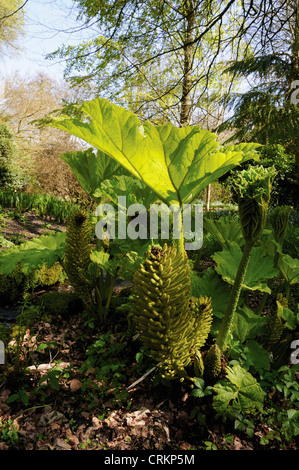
218 49 299 166
233 165 275 201
203 215 244 248
0 419 19 447
283 225 299 259
224 145 297 207
0 231 66 276
231 305 266 343
268 205 291 244
59 147 130 203
278 254 299 287
37 292 83 317
213 364 264 420
204 344 222 381
0 190 82 223
0 124 29 191
46 0 247 129
232 340 271 376
256 146 297 207
80 330 130 409
131 244 213 380
0 0 25 54
191 268 231 320
0 262 63 306
64 209 94 307
94 174 158 210
212 242 279 294
260 365 299 443
234 165 276 243
250 146 296 207
50 97 260 211
215 166 276 353
0 266 30 305
2 295 49 377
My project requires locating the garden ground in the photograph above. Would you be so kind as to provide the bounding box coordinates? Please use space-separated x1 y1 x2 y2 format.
0 208 298 451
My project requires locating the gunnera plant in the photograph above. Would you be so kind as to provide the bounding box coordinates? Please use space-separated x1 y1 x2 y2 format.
131 244 213 380
210 166 276 369
64 209 94 308
268 205 291 253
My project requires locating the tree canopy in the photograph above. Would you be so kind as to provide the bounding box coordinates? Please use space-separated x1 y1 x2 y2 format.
47 1 298 126
0 0 27 54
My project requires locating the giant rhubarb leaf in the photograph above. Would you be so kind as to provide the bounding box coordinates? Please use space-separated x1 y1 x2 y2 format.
213 364 264 418
212 241 279 293
50 98 260 207
203 216 244 248
191 267 231 319
0 232 66 275
278 254 299 286
59 148 129 202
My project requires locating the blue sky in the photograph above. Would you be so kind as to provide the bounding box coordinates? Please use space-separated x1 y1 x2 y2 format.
1 0 91 81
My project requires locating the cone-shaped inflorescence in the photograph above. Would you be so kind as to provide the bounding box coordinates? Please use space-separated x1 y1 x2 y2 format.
268 206 291 245
64 209 93 307
132 244 213 380
234 165 276 244
262 308 285 352
189 296 213 352
204 344 222 381
262 293 287 352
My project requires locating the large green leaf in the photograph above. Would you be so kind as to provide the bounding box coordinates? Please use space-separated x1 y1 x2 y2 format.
94 174 158 208
191 267 231 319
241 340 271 372
278 254 299 285
232 305 266 342
59 147 129 202
213 364 264 418
0 232 66 275
51 97 260 206
203 216 244 248
212 241 279 293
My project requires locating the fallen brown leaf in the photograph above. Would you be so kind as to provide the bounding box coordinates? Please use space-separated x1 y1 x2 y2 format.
70 378 82 392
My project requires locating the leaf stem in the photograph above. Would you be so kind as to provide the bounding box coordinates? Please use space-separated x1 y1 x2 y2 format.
216 240 255 352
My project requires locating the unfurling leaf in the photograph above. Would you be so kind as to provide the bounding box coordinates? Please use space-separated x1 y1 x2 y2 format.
213 364 264 419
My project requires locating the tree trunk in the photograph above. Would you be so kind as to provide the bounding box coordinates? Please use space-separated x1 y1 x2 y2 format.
180 1 195 127
206 184 211 211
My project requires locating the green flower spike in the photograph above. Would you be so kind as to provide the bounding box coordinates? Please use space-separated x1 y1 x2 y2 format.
132 244 213 380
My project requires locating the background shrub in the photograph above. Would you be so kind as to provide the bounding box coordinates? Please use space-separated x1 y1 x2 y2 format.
222 144 297 208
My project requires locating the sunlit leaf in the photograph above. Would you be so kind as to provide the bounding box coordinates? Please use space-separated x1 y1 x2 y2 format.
50 97 260 207
0 232 66 275
59 147 129 202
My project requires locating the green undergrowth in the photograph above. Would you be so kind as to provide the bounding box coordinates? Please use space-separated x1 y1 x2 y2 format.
0 190 85 224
